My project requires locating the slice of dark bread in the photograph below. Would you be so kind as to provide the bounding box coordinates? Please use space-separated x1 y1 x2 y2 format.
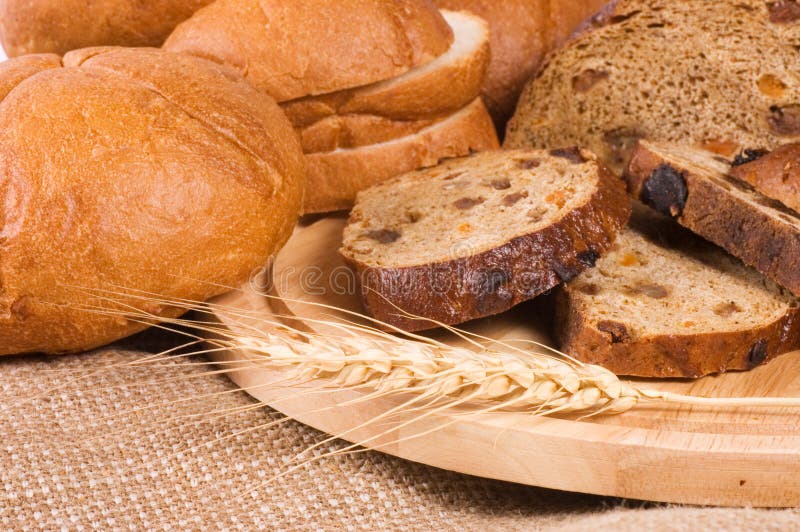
728 143 800 213
557 204 800 378
626 139 800 297
340 148 631 332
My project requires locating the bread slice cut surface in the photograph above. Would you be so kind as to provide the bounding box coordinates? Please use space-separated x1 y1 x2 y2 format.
340 148 631 331
557 204 800 378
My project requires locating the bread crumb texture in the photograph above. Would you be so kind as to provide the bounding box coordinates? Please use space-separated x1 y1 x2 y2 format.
505 0 800 171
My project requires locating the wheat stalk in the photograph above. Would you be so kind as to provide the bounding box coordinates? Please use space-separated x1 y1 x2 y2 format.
68 286 800 418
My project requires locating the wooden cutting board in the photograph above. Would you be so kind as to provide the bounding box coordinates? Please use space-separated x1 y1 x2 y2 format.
208 216 800 507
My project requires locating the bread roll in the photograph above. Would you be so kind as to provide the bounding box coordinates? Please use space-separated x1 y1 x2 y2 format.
163 0 454 102
0 47 306 356
432 0 609 128
0 0 213 56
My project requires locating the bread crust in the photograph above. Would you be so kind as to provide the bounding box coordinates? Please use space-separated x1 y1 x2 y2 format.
281 10 489 124
729 143 800 213
299 114 439 153
0 0 213 56
303 98 499 214
163 0 454 102
626 140 800 298
0 48 305 356
556 294 800 378
342 150 631 332
433 0 608 128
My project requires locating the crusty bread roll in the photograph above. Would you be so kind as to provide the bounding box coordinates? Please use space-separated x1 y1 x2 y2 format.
0 47 305 356
433 0 609 128
163 0 454 103
0 0 213 57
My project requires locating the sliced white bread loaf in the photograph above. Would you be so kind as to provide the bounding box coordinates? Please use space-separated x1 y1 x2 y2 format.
505 0 800 172
340 148 631 332
304 98 499 213
163 0 454 102
281 10 490 126
626 140 800 298
557 204 800 378
299 114 438 153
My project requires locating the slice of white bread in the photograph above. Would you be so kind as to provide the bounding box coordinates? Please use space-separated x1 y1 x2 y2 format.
304 98 499 213
625 139 800 298
282 10 490 125
557 204 800 378
340 148 631 332
163 0 454 102
299 114 438 153
505 0 800 172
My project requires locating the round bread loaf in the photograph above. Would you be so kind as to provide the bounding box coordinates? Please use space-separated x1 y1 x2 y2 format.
0 0 213 56
163 0 454 102
0 47 306 356
432 0 609 128
505 0 800 172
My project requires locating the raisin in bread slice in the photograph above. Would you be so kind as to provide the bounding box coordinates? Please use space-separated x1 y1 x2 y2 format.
340 148 631 332
626 139 800 297
557 204 800 378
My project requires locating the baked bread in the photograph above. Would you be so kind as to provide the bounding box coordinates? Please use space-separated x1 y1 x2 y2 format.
729 143 800 213
0 47 305 356
557 204 800 378
340 148 631 332
299 114 439 154
505 0 800 172
304 98 499 213
433 0 609 128
626 139 800 297
280 10 489 124
0 0 213 56
163 0 454 103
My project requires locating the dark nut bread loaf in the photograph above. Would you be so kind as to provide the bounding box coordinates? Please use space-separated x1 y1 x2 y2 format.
0 47 306 356
729 143 800 213
163 0 454 103
433 0 609 128
626 140 800 297
0 0 213 56
340 149 631 332
505 0 800 172
557 204 800 378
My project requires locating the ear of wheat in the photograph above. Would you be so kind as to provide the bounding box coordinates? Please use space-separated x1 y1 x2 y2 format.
75 286 800 418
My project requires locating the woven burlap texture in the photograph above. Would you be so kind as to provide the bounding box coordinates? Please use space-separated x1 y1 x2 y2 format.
2 337 799 530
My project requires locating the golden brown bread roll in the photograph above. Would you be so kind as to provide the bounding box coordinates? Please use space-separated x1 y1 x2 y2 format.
163 0 454 102
432 0 609 128
0 47 306 356
0 0 214 56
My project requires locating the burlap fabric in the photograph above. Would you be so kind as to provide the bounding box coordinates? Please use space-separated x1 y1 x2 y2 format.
2 330 799 531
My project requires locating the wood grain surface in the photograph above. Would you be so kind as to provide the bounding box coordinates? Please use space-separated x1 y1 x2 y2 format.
208 217 800 507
